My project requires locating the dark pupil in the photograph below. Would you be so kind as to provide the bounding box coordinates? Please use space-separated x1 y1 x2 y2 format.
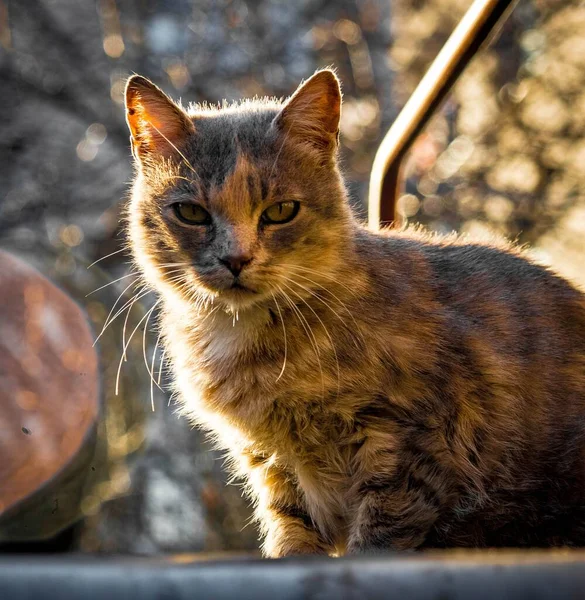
269 202 293 221
178 203 206 222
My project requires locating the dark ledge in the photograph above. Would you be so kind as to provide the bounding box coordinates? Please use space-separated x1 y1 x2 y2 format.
1 550 585 599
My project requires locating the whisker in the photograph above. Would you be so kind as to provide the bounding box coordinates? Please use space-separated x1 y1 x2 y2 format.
206 304 221 321
282 274 346 325
149 122 199 178
120 289 153 362
271 292 288 382
282 264 360 297
93 280 147 347
107 285 149 327
162 271 192 287
86 271 140 297
157 346 167 386
165 277 188 288
87 248 127 269
281 281 340 397
279 269 365 347
115 299 161 396
278 287 325 397
148 329 164 411
94 268 183 346
157 262 193 268
168 389 180 408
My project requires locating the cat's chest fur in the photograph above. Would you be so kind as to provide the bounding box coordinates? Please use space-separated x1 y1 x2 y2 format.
165 306 366 533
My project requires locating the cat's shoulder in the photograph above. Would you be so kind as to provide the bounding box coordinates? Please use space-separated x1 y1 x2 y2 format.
357 222 518 254
353 223 581 295
354 223 523 267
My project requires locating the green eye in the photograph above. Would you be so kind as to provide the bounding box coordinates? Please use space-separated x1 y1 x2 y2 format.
261 201 300 225
172 203 211 225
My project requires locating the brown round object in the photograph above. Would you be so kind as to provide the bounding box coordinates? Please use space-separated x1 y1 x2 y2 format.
0 251 99 537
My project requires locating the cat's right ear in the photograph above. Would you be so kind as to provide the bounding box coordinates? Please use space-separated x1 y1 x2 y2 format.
125 75 194 164
273 70 342 157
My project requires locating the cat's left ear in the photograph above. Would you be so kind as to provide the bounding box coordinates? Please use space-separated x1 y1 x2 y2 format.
274 69 342 155
125 75 194 163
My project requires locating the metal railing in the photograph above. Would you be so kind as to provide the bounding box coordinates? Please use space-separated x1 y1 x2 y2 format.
1 552 585 599
368 0 519 229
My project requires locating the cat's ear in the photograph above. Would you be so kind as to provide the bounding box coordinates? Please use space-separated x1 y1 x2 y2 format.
125 75 194 163
274 69 342 154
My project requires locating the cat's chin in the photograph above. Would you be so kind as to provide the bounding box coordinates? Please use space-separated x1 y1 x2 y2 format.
215 286 269 312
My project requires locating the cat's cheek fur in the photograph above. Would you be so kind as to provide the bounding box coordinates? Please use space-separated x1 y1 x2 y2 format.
127 178 163 289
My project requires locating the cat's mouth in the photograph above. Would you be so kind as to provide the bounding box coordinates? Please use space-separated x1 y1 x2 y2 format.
230 281 254 292
216 279 267 310
191 270 264 308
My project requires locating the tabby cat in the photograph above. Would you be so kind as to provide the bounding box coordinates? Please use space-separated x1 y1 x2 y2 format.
124 70 585 556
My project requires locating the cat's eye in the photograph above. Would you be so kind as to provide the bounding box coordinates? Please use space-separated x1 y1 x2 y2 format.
172 202 211 225
261 201 300 225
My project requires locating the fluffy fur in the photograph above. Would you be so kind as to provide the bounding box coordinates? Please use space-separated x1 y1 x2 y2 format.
124 70 585 556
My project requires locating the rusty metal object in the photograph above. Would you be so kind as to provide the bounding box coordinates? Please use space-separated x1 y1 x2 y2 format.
368 0 519 229
0 250 100 540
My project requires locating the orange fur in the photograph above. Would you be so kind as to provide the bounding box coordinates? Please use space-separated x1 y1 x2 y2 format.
124 71 585 556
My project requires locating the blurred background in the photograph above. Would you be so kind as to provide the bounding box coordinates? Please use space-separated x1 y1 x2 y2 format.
0 0 584 554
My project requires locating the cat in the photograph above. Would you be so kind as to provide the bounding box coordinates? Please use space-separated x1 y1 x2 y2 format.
124 69 585 557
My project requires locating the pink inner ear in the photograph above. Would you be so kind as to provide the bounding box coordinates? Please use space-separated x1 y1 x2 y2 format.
126 82 193 160
290 79 341 133
277 71 342 148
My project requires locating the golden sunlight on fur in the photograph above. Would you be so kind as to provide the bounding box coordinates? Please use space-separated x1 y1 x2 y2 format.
124 70 585 556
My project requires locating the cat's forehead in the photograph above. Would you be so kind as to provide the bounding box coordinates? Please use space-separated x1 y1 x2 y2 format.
185 107 281 180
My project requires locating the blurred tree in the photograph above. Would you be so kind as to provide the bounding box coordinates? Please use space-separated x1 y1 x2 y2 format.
1 0 584 555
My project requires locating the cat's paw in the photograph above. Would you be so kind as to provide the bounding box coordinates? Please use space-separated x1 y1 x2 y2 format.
263 529 331 558
347 528 421 555
346 540 394 556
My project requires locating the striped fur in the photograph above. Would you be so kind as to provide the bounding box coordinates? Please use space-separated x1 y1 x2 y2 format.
124 71 585 556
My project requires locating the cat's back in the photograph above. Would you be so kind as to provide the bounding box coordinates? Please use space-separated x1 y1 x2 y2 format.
353 225 585 427
356 226 585 343
352 226 585 547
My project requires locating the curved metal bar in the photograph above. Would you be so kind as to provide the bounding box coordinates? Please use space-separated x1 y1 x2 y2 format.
368 0 519 230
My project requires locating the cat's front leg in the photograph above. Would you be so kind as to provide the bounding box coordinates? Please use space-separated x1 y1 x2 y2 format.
347 442 446 553
246 455 332 558
262 501 331 558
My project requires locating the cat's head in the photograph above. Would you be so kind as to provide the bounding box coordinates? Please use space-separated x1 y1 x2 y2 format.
125 70 353 311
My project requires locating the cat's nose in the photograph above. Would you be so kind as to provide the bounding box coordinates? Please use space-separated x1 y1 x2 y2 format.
218 253 252 277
